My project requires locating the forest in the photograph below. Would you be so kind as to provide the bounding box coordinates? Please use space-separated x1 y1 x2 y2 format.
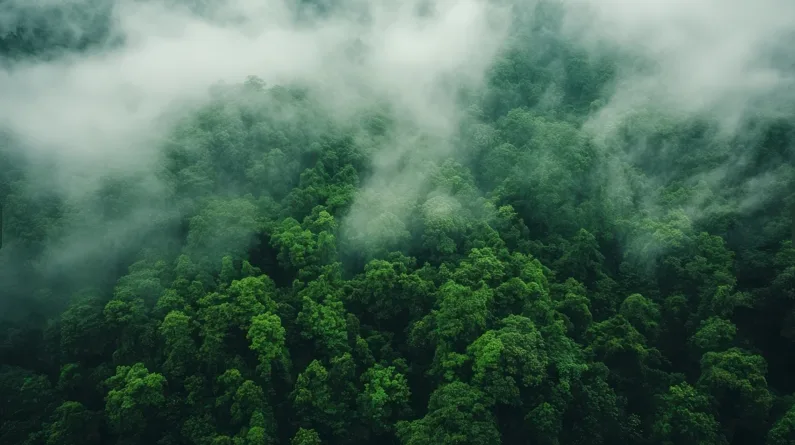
2 1 795 444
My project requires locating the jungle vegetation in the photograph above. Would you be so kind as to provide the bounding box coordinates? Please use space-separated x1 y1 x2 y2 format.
2 1 795 445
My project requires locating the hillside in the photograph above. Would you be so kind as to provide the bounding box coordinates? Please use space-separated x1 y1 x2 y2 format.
2 1 795 445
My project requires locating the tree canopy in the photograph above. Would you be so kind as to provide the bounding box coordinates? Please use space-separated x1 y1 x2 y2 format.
2 1 795 445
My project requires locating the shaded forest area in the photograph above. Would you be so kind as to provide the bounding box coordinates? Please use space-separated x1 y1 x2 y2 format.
3 1 795 445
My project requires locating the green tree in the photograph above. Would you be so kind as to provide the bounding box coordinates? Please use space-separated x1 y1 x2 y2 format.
467 315 548 406
769 404 795 445
247 312 290 380
396 382 500 445
358 364 411 434
159 310 198 378
652 382 727 445
697 348 773 436
44 401 101 445
104 363 167 437
292 428 322 445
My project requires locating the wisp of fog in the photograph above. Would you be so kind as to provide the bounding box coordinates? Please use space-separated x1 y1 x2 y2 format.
1 0 794 303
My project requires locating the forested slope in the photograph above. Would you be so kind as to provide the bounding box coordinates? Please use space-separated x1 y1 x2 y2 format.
2 1 795 445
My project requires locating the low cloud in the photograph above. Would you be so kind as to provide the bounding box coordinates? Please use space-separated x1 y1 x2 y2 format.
0 0 514 301
559 0 795 134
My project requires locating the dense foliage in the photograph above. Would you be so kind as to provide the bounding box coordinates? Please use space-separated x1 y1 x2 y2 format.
3 2 795 445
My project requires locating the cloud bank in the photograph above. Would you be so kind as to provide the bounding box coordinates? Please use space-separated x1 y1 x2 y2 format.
0 0 511 175
0 0 514 308
560 0 795 135
2 0 794 298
